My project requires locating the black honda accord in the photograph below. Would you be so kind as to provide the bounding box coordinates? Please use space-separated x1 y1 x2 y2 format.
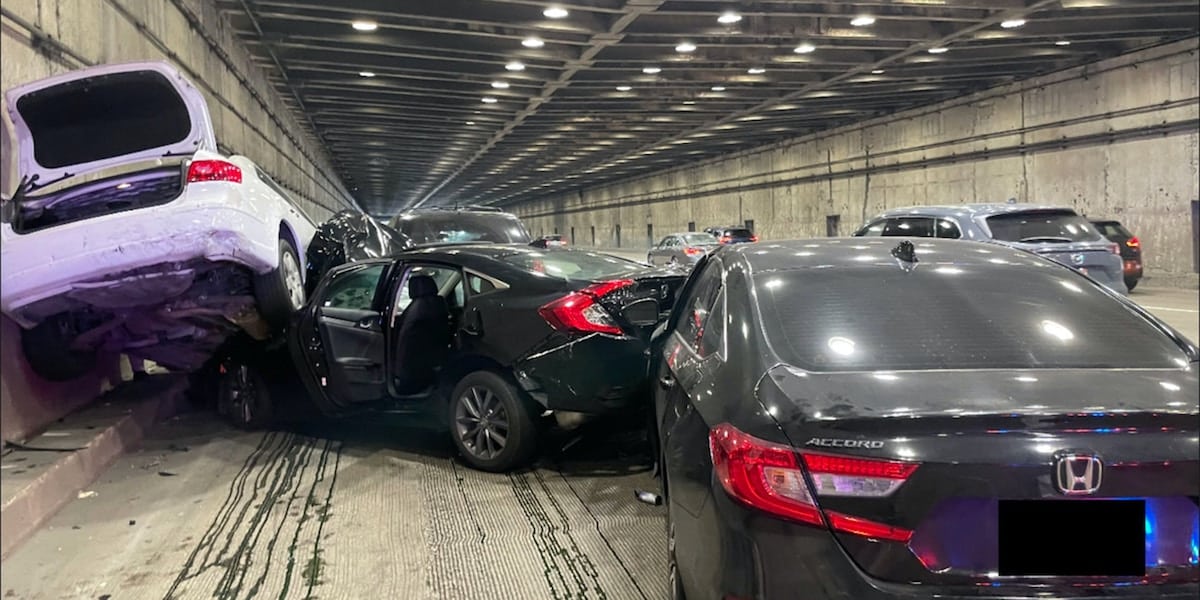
652 238 1199 599
285 244 685 472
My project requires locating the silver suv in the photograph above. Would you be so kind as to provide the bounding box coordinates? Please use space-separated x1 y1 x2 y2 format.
854 204 1127 294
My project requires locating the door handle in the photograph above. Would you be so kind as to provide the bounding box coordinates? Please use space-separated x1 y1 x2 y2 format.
357 315 380 329
658 374 676 389
463 310 483 336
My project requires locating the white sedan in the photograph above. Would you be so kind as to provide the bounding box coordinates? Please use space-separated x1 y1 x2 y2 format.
1 61 317 381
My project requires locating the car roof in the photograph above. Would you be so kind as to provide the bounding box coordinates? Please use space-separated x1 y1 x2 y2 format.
871 203 1079 220
720 238 1050 274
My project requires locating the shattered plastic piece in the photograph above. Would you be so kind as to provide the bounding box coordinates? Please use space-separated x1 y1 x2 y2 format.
77 490 98 499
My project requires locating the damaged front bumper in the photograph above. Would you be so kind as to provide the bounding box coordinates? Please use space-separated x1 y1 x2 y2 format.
512 332 652 414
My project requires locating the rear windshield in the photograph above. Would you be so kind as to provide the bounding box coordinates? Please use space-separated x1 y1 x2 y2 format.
392 213 531 245
500 250 644 281
986 210 1102 243
723 228 753 237
682 233 717 245
1094 221 1132 239
16 71 192 169
755 266 1188 371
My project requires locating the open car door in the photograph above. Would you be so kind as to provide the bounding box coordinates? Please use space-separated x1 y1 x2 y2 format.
297 261 393 412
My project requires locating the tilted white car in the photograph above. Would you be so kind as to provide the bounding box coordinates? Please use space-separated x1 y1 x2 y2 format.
1 61 317 381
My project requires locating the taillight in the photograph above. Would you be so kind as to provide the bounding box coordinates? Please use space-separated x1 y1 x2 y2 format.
537 279 634 336
684 246 703 256
187 159 242 183
719 236 732 244
749 235 759 242
709 424 917 542
1106 243 1120 255
1126 236 1140 248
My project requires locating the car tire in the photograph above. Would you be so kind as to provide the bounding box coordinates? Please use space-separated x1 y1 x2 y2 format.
1125 278 1139 292
19 313 97 382
448 370 538 472
217 361 273 430
254 234 305 330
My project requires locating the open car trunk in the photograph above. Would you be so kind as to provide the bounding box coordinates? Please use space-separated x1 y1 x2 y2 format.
4 61 217 233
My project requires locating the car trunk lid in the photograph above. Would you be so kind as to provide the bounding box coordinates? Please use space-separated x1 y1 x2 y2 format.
5 61 217 189
760 364 1200 587
593 267 688 338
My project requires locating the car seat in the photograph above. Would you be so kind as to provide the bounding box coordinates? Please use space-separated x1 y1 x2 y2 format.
392 274 452 393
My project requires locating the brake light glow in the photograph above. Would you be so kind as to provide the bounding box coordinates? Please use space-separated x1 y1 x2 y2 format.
1126 236 1140 248
750 235 759 242
684 246 703 256
187 159 243 184
537 279 634 336
709 423 917 542
719 236 732 244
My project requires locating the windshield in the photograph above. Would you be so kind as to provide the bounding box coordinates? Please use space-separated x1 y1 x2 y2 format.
682 233 717 245
500 250 645 281
16 70 192 170
392 212 531 245
755 266 1188 371
986 210 1102 243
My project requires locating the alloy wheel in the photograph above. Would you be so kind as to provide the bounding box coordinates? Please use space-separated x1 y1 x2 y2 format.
224 364 259 426
281 250 305 309
454 385 510 460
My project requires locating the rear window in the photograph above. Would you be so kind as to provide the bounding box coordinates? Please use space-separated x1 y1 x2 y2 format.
393 213 531 245
1094 222 1132 239
724 228 753 237
500 250 644 281
16 71 192 169
682 233 717 245
986 210 1102 243
755 266 1187 371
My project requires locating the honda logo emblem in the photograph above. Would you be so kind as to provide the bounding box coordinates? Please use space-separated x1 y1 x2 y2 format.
1053 453 1103 495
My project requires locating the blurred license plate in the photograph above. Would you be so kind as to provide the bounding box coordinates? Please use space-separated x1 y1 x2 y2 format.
998 499 1143 576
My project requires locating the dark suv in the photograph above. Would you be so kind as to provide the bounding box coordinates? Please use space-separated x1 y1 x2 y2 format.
388 206 531 246
1091 219 1144 291
707 226 758 244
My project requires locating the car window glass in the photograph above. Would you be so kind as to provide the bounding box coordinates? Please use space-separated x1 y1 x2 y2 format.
936 219 962 239
882 217 935 237
676 264 723 352
697 287 726 359
657 236 671 248
858 220 885 236
986 211 1102 243
321 264 386 310
468 273 499 295
393 264 461 315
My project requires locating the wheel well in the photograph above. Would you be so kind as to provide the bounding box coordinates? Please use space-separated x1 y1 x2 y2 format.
438 354 507 393
278 221 307 281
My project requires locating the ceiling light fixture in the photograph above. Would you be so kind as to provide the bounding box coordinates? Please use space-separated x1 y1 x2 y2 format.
1055 40 1072 46
747 67 766 74
351 20 378 31
358 71 376 77
481 97 498 103
711 85 726 91
1000 19 1026 28
616 85 632 91
850 15 876 27
643 66 662 74
927 46 949 54
506 61 526 71
491 81 510 89
871 69 885 74
718 11 742 24
466 121 476 125
794 43 816 54
675 42 697 53
543 6 569 19
522 37 545 48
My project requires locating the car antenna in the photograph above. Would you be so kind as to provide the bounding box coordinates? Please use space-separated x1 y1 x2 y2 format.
890 240 919 271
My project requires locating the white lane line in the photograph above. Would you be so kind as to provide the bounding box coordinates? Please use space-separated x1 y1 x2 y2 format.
1139 305 1200 313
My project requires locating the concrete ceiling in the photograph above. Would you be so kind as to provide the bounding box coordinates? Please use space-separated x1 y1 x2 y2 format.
217 0 1200 215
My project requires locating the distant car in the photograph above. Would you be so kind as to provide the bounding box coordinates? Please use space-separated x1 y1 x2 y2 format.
710 226 758 244
0 61 317 381
647 233 720 267
1091 219 1144 291
257 245 687 472
854 204 1127 294
530 234 567 249
388 206 531 246
652 238 1198 600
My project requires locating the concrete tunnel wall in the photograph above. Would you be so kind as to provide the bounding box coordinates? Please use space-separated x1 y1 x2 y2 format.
0 0 361 441
513 37 1200 288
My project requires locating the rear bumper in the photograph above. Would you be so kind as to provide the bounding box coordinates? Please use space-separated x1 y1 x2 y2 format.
686 488 1199 600
513 333 650 414
1124 259 1144 280
0 186 276 327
